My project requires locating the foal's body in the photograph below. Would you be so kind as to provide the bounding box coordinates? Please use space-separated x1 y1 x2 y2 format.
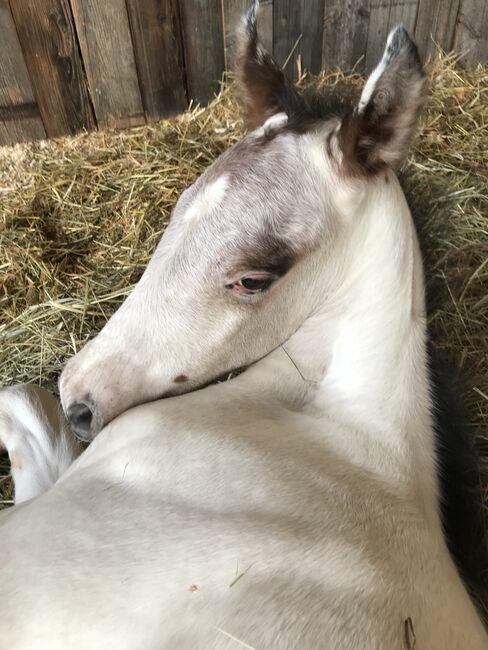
1 381 485 649
1 8 486 648
1 174 485 648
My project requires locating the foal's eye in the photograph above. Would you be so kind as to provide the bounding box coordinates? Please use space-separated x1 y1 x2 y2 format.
241 277 273 291
226 275 275 295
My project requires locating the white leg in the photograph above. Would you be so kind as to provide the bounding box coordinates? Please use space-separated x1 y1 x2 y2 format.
0 384 83 504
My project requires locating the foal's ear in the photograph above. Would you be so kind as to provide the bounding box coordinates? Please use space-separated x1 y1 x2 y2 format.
236 1 303 130
340 26 426 172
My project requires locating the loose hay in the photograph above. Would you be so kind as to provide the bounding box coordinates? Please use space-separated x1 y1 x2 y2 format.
0 55 487 576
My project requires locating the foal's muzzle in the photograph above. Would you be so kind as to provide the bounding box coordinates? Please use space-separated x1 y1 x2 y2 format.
66 397 102 442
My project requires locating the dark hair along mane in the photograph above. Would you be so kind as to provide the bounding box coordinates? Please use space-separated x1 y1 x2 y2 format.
274 83 358 136
429 347 488 619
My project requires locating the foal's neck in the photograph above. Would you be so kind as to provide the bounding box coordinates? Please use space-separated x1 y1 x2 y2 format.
243 173 437 502
290 172 437 503
290 173 428 424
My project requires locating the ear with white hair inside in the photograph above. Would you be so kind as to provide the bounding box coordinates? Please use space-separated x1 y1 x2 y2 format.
0 384 82 504
339 26 427 173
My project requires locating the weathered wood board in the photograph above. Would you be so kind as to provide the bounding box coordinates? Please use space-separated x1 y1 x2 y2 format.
2 0 488 143
322 0 371 73
415 0 460 61
126 0 187 120
274 0 324 76
454 0 488 67
70 0 144 128
9 0 95 138
178 0 225 104
0 0 45 144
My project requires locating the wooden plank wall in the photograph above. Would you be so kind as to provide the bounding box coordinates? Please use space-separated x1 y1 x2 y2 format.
179 0 225 104
0 0 487 145
0 0 45 144
70 0 145 128
9 0 95 138
126 0 187 119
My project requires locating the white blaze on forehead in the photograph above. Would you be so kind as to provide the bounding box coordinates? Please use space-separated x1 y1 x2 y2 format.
183 175 229 223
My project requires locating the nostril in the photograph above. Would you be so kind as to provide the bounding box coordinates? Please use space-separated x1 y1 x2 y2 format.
67 401 94 440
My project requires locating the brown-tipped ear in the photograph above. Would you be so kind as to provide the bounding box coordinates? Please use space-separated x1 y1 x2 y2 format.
339 26 427 173
236 1 304 130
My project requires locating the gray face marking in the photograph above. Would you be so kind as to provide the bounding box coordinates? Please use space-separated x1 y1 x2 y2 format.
161 128 329 287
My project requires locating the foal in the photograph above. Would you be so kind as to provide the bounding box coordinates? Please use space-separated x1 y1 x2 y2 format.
0 7 486 649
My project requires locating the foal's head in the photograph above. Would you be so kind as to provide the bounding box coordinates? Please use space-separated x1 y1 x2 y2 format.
60 7 426 440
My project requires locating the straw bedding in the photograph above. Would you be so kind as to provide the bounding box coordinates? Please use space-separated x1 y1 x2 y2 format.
0 57 487 589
